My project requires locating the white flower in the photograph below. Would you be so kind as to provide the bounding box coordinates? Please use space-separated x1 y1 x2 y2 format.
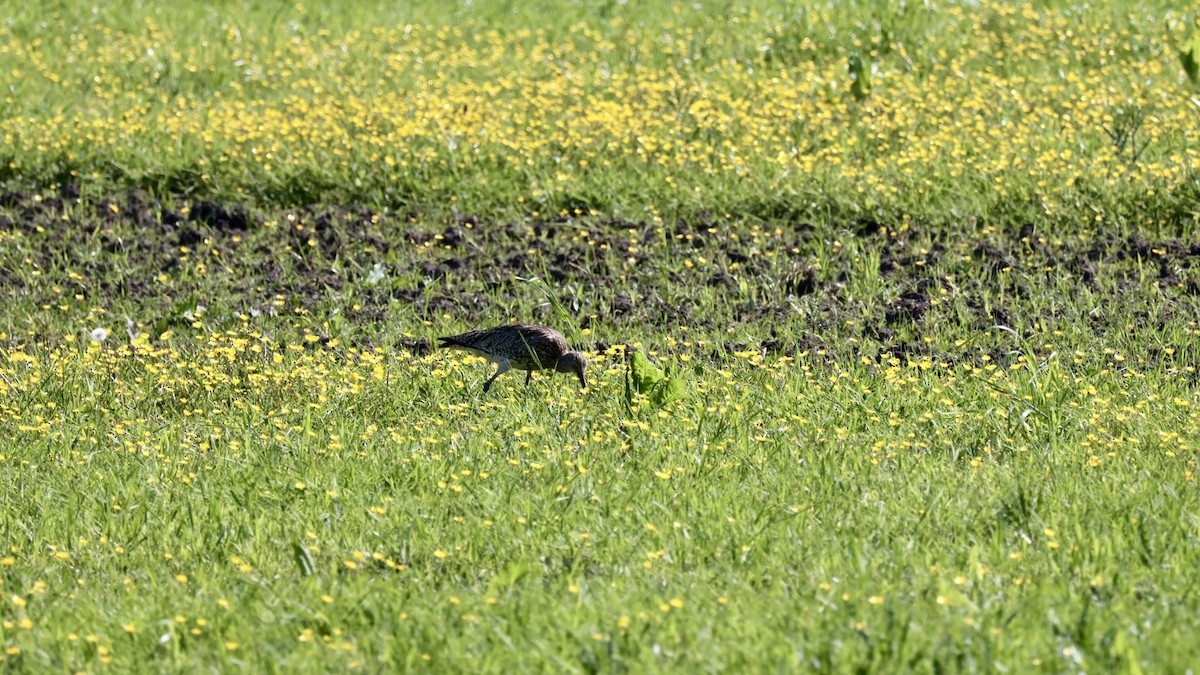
89 327 109 342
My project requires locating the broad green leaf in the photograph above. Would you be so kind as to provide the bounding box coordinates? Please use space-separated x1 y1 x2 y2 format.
849 53 871 99
630 351 665 392
486 561 530 596
292 542 316 577
1181 33 1200 83
650 376 686 407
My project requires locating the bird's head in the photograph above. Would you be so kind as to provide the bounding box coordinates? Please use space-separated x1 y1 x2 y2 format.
556 351 588 389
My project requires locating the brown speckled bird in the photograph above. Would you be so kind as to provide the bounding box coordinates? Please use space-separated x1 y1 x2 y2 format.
438 324 588 393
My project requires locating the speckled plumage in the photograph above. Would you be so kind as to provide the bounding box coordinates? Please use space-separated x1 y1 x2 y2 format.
438 324 589 392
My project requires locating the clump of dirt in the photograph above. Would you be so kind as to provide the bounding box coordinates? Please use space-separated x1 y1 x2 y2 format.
397 337 432 355
190 201 252 231
885 287 931 326
785 266 818 296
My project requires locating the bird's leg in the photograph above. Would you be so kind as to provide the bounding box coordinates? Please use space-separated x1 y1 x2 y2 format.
525 370 532 387
483 360 510 393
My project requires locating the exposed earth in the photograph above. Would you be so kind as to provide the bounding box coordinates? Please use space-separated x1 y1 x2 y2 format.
2 187 1198 371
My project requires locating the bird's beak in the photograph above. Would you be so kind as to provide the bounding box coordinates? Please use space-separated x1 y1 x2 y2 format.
579 372 588 389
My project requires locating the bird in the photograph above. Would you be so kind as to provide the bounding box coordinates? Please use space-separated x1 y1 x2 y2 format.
438 324 589 393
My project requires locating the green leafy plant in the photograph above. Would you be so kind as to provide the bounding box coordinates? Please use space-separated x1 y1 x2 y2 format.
151 292 199 340
1102 103 1151 162
848 52 871 100
1180 32 1200 83
624 347 686 412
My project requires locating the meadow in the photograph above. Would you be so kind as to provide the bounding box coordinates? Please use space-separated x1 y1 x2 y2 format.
1 0 1200 671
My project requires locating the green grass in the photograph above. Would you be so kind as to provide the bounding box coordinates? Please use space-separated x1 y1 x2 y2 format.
1 0 1200 672
2 0 1199 224
2 338 1199 671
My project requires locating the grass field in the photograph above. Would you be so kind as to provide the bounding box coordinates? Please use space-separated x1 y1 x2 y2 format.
2 0 1200 671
